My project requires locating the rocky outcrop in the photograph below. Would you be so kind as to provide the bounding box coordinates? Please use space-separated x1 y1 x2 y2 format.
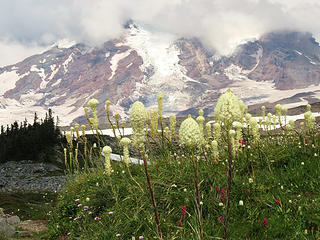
0 160 66 192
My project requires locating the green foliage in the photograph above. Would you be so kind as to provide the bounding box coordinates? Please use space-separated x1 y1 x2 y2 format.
47 128 320 239
0 109 62 163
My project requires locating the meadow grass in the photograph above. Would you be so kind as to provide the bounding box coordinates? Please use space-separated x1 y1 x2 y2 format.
46 92 320 240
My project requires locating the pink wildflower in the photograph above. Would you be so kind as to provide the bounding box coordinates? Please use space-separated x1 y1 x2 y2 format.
178 221 182 227
218 216 223 223
181 206 187 219
262 218 268 228
274 200 280 204
221 188 226 203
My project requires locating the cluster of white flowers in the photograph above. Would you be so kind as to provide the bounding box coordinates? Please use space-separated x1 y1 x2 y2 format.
214 89 242 130
179 115 201 147
120 137 132 167
196 109 205 145
88 98 99 129
169 113 176 141
102 146 112 176
130 101 147 147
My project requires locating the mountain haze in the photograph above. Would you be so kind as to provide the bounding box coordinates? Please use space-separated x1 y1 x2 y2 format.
0 24 320 125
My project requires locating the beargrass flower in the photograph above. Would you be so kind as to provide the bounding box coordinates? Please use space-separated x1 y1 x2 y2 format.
120 137 131 166
169 113 176 141
196 109 205 144
179 115 201 147
205 122 211 141
211 140 219 160
213 122 221 142
130 101 147 147
102 146 112 176
239 200 244 206
214 89 242 129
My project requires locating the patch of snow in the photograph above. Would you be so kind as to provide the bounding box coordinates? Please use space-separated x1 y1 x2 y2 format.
105 52 110 58
30 65 46 79
295 50 302 55
109 50 131 80
48 65 60 81
56 39 76 49
127 63 133 68
63 53 74 73
224 64 247 81
51 78 61 87
220 79 320 108
0 71 20 95
242 47 263 74
40 59 46 64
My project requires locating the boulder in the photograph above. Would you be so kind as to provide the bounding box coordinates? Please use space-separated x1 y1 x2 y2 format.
7 215 20 225
0 218 16 238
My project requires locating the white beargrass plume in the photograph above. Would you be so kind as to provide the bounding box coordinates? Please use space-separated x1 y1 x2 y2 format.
130 101 147 148
179 115 201 147
235 122 243 148
275 104 282 126
88 98 99 129
150 109 158 138
304 110 315 132
211 140 219 161
267 113 272 131
179 114 203 240
283 108 288 125
66 132 73 149
214 89 243 130
120 137 131 167
213 122 221 143
272 115 277 130
205 122 212 141
74 123 80 139
157 92 164 134
286 120 295 133
169 113 176 141
196 109 205 145
165 127 169 139
229 129 236 157
102 146 112 176
249 118 260 142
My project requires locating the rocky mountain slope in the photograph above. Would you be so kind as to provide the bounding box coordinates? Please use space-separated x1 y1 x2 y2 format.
0 24 320 125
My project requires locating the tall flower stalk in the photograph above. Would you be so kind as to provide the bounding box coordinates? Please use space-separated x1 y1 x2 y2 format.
130 101 163 239
179 115 203 240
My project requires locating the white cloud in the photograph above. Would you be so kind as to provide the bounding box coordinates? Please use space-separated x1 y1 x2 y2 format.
0 39 47 67
0 0 320 64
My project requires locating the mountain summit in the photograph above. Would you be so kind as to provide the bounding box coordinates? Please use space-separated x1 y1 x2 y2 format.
1 24 320 125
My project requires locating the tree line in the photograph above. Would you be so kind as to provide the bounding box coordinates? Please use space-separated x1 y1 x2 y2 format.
0 109 62 163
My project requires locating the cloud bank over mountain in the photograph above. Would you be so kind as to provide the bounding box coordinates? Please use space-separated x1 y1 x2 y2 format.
1 0 320 66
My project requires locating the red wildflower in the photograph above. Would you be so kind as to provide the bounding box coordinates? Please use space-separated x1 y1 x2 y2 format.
274 200 280 204
220 188 226 203
178 221 182 227
218 216 223 223
73 189 77 194
262 218 268 228
246 189 250 196
181 206 187 219
216 157 219 163
305 137 308 144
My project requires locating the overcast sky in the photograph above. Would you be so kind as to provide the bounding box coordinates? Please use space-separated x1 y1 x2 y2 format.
1 0 320 67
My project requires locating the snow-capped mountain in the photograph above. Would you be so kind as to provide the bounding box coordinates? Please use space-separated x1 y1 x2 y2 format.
1 24 320 126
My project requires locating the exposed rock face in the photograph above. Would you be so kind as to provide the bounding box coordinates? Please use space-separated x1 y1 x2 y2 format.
0 25 320 125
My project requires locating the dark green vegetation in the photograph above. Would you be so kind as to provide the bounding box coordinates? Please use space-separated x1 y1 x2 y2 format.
0 109 62 164
0 192 57 221
47 128 320 239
